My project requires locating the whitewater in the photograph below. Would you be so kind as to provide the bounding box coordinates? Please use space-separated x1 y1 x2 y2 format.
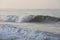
0 23 60 40
0 9 60 40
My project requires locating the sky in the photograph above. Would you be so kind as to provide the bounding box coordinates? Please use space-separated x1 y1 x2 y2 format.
0 0 60 9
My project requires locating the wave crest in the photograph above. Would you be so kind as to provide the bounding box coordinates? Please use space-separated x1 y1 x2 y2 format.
21 15 60 23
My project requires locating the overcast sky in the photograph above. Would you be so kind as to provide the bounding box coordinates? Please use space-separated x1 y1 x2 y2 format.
0 0 60 9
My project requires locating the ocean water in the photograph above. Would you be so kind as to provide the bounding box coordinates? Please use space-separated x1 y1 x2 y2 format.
0 9 60 22
0 24 60 40
0 9 60 17
0 9 60 40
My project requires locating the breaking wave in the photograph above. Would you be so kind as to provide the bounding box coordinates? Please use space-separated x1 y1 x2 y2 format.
21 15 60 23
0 15 60 23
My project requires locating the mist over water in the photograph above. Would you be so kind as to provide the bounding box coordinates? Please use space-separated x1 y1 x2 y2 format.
0 9 60 17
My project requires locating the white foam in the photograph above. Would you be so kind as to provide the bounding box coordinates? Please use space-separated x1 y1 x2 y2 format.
0 24 60 40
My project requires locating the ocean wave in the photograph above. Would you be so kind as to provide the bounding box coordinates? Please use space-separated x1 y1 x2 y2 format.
0 24 60 40
21 15 60 23
0 15 60 23
0 15 19 22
